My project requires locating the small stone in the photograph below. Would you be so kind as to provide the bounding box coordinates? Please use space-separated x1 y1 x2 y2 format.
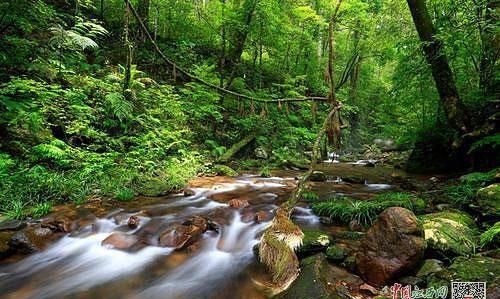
127 216 140 228
102 232 139 250
228 199 250 208
183 188 196 197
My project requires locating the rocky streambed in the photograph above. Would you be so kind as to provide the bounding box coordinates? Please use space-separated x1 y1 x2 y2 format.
0 163 498 299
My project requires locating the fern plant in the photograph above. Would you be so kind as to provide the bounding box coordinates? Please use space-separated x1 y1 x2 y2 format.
480 222 500 248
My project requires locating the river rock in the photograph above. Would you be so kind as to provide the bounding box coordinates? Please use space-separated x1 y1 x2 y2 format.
420 211 478 256
159 216 208 249
475 184 500 218
211 164 239 177
309 171 327 182
0 219 26 231
297 230 330 256
183 188 196 197
356 207 425 286
9 226 53 253
0 231 13 257
128 216 140 228
228 199 249 208
277 253 364 299
342 175 365 184
254 210 273 223
102 232 139 250
416 259 444 278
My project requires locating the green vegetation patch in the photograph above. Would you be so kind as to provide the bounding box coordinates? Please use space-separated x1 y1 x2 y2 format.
312 192 425 226
480 221 500 248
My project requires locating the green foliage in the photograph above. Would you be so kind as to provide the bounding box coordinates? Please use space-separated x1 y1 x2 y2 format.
260 165 271 178
480 222 500 248
115 188 135 201
446 183 478 205
30 202 53 219
468 134 500 154
2 201 27 220
300 190 319 202
312 192 425 226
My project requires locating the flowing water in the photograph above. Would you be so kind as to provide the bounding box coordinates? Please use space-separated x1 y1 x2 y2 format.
0 164 417 299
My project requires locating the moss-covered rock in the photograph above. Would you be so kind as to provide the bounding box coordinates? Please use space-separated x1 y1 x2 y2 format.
309 171 327 182
476 184 500 218
211 164 239 177
416 259 444 278
297 230 330 256
428 256 500 290
420 211 478 256
277 253 364 299
325 245 346 262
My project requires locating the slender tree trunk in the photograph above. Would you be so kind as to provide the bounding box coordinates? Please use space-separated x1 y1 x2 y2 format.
479 0 499 100
137 0 150 41
406 0 471 135
218 0 227 104
123 5 132 93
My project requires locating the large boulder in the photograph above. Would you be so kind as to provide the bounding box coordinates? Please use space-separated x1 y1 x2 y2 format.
356 207 425 286
420 211 478 256
476 184 500 218
277 254 365 299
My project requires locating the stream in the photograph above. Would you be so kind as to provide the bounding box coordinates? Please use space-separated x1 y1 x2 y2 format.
0 163 421 299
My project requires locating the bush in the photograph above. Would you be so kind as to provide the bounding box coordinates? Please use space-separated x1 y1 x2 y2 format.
115 188 135 201
312 192 425 226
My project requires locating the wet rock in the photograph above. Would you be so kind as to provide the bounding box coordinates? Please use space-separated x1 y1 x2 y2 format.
297 230 330 256
359 283 379 295
326 245 346 263
348 220 364 232
342 175 365 184
0 231 14 257
398 276 424 286
476 184 500 218
254 147 268 159
277 254 364 299
159 216 208 249
102 232 139 250
356 207 425 286
127 216 140 228
309 171 327 182
416 259 444 278
183 188 196 197
254 210 273 223
0 219 26 231
420 211 478 256
228 199 250 208
9 226 53 253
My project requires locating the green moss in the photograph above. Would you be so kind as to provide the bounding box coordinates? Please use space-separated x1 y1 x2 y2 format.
459 168 499 186
297 230 330 254
420 211 478 256
448 256 499 283
312 192 425 226
476 184 500 217
325 245 346 262
211 164 239 177
480 221 500 248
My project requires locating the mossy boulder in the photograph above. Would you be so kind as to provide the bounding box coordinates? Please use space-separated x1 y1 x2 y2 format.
297 230 330 256
277 253 364 299
476 184 500 218
420 211 478 256
211 164 239 177
416 259 444 278
428 256 500 289
325 245 346 262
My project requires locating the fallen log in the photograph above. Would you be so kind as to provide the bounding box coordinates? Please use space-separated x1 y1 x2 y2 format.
218 132 257 163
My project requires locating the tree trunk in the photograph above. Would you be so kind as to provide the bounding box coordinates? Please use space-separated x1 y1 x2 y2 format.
137 0 150 41
406 0 471 135
123 5 132 93
224 0 259 88
479 0 499 101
